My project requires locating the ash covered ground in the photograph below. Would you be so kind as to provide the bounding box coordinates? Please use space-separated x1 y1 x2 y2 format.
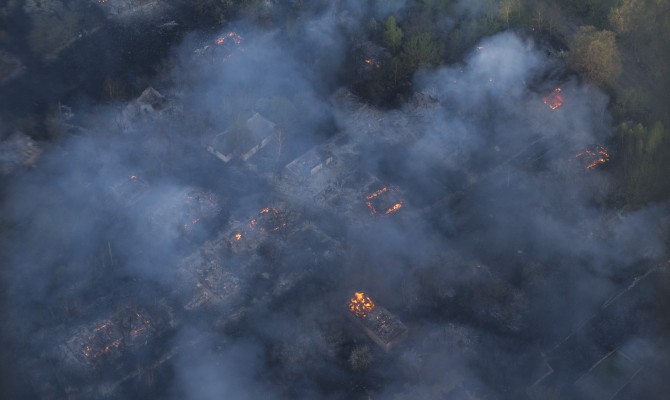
1 1 669 400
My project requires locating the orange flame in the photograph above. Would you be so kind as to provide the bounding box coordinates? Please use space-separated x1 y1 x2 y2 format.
234 232 243 241
364 58 381 68
576 145 610 169
216 32 242 46
349 292 376 318
249 207 285 233
365 186 404 216
81 310 152 361
365 187 389 201
386 203 403 215
544 88 564 110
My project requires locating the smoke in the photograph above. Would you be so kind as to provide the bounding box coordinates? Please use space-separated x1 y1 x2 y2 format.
1 3 668 400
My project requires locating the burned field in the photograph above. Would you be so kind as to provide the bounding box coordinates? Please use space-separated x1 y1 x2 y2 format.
1 14 668 400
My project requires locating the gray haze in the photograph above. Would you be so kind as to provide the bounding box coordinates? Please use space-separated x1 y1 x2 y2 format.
1 2 668 400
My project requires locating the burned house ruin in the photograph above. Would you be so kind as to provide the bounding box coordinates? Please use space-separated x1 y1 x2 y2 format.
203 112 277 163
347 292 408 352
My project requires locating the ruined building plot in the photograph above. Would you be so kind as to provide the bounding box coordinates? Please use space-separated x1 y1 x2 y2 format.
109 174 150 208
174 245 245 312
348 292 408 352
147 186 222 236
202 112 278 164
58 303 176 375
224 205 290 254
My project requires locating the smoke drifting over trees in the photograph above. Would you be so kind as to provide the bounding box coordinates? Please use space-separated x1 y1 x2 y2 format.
1 1 669 399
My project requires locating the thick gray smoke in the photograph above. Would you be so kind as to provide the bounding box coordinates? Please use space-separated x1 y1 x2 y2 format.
1 3 668 400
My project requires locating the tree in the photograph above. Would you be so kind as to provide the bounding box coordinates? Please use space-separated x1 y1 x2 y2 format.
618 121 670 204
500 0 513 27
566 26 622 85
384 16 403 53
400 33 441 72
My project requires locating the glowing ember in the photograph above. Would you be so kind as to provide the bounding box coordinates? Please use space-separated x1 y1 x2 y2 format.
366 187 389 199
544 88 564 110
349 292 376 318
364 58 381 68
80 312 152 361
365 186 404 216
180 189 220 234
249 207 285 233
576 145 610 169
234 232 243 241
215 32 242 46
386 203 403 215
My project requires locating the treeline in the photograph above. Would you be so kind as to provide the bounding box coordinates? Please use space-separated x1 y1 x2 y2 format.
560 0 670 205
342 0 670 205
2 0 668 204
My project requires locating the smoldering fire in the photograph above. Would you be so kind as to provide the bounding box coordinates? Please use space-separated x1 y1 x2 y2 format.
1 4 668 400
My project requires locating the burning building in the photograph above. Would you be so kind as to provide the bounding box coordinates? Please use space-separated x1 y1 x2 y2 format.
249 207 286 234
576 145 610 170
203 112 277 163
365 185 404 216
180 188 221 232
347 292 408 352
59 303 176 374
226 206 288 253
543 88 564 110
192 31 244 64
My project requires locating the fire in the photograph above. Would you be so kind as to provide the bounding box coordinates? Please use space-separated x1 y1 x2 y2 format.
81 320 123 360
349 292 376 318
365 186 404 215
215 32 242 46
80 310 153 361
576 145 610 169
249 207 286 233
234 232 243 241
386 203 403 215
366 187 389 200
180 189 220 234
364 58 381 68
544 88 564 110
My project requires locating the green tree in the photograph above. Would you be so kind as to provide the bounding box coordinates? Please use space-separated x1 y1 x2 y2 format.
618 121 670 204
400 33 441 72
566 26 622 85
384 16 403 53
